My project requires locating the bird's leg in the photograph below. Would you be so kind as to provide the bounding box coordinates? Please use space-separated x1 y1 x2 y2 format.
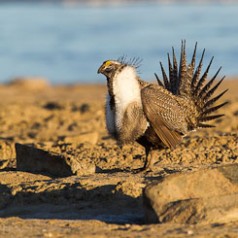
133 147 158 173
143 147 158 171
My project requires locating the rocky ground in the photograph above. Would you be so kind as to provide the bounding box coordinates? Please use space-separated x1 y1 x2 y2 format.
0 78 237 238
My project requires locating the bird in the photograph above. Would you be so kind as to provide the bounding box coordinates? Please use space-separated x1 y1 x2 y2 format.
97 41 228 171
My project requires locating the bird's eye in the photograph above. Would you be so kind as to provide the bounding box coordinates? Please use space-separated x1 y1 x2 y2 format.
105 67 112 73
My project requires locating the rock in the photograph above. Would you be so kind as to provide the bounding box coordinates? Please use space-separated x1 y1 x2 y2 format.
43 102 64 110
0 140 16 169
144 164 238 224
71 103 90 113
64 151 96 176
115 180 145 198
16 143 96 177
63 132 99 145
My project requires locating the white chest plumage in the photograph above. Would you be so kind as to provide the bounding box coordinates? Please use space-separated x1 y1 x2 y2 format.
105 66 142 135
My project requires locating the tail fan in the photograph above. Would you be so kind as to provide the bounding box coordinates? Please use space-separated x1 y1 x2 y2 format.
155 41 228 129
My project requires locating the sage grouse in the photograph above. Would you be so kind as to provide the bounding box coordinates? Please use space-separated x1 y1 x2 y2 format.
97 41 228 171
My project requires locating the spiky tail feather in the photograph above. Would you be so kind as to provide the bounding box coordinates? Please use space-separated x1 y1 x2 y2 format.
155 40 228 129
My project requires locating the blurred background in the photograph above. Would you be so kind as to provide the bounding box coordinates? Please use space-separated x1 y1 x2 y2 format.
0 0 237 84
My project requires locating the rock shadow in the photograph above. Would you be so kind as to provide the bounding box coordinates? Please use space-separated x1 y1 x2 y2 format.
0 182 144 224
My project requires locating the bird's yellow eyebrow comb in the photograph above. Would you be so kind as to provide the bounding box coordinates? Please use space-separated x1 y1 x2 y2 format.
104 60 112 66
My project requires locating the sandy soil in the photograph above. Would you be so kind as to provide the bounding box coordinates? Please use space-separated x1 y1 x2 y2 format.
0 78 237 238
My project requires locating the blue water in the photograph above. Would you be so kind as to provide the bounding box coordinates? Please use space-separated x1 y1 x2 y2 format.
0 3 237 84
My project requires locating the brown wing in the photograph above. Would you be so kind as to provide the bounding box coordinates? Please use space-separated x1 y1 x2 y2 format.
141 84 187 149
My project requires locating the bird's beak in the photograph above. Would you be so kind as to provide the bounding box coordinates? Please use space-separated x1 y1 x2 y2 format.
97 64 104 74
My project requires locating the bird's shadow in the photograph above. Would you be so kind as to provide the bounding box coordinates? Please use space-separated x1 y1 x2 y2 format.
96 166 144 174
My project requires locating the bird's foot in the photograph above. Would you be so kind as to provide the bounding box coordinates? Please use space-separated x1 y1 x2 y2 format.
132 149 158 174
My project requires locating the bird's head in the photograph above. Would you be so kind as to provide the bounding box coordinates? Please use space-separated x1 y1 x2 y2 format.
97 58 142 97
97 57 142 79
97 60 123 79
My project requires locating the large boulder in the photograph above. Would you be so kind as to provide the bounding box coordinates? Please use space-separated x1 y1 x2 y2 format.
144 164 238 224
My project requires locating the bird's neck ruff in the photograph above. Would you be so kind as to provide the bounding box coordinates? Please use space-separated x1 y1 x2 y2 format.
109 66 142 131
113 66 141 108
